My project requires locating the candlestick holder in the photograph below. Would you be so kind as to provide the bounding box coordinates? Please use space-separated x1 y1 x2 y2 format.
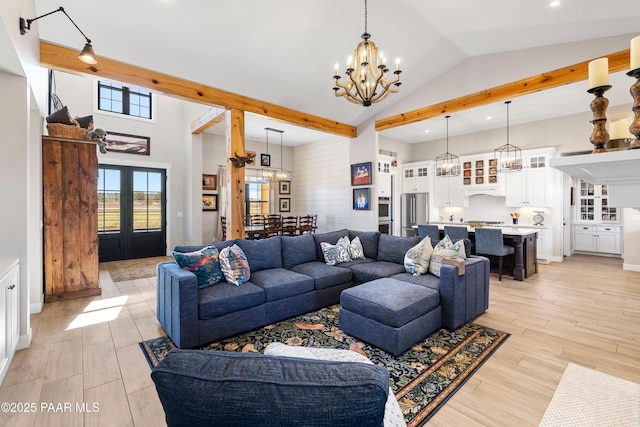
587 85 612 153
627 68 640 150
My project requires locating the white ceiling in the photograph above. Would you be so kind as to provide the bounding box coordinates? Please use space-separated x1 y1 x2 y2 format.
30 0 640 146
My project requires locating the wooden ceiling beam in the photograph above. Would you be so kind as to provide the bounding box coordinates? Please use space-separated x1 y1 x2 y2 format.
40 41 357 139
191 107 226 134
375 49 631 131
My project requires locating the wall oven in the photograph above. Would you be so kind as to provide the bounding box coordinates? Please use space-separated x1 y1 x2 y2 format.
378 197 391 222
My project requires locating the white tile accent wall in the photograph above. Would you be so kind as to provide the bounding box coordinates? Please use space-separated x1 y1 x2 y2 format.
293 138 351 233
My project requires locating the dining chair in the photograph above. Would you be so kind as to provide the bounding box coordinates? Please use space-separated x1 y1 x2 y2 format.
298 215 314 234
248 214 266 240
281 216 299 236
311 214 318 233
220 216 227 241
417 224 440 242
264 215 281 238
474 227 515 281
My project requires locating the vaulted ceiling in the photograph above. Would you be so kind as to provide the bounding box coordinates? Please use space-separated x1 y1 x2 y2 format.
31 0 640 145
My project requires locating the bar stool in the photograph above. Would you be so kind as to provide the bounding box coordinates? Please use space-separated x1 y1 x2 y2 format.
443 225 468 241
444 225 473 253
417 224 440 242
474 227 514 281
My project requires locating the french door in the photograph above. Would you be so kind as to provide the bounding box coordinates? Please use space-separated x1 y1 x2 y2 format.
98 165 167 262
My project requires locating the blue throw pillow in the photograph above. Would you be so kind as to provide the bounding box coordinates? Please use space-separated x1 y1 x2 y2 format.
172 246 223 288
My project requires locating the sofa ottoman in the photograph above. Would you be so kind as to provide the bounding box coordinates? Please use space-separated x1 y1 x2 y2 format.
339 278 442 355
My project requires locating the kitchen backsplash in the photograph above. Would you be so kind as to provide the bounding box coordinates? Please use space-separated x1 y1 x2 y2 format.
435 194 550 225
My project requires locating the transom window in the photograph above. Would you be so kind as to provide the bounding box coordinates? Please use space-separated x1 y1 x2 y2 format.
98 80 152 119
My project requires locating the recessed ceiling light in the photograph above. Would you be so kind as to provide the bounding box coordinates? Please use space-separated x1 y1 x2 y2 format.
424 130 430 133
550 1 560 7
486 116 492 120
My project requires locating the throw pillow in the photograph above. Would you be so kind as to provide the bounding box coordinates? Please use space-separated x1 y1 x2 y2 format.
320 236 351 266
172 246 223 288
74 115 94 129
219 244 251 286
429 236 466 277
45 105 75 125
348 236 366 260
404 237 433 276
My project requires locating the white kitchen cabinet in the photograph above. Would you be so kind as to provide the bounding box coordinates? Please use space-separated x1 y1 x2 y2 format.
402 162 431 194
575 180 619 224
505 148 555 208
378 173 392 197
574 225 621 254
535 226 552 263
434 176 467 207
0 258 19 385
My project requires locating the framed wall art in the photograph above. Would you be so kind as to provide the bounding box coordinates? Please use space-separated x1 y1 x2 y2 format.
202 194 218 211
353 188 371 210
279 198 291 212
279 180 291 194
261 153 271 167
105 132 150 155
202 174 217 191
351 162 372 186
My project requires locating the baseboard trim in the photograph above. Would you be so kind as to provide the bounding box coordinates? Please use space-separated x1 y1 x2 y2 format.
622 263 640 272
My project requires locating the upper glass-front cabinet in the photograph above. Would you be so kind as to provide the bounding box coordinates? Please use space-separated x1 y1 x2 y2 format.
577 180 618 224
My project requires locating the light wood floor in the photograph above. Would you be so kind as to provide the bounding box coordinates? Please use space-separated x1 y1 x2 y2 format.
0 254 638 426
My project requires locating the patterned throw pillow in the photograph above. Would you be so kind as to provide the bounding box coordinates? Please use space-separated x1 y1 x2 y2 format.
172 246 223 288
320 236 352 266
219 244 251 286
404 237 433 276
348 236 366 260
429 236 467 277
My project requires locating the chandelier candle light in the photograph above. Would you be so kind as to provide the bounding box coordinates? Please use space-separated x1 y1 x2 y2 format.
587 57 612 153
436 115 460 176
333 0 402 106
627 35 640 149
494 101 522 172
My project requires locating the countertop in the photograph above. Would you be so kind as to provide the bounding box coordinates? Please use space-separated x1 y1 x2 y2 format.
425 222 550 230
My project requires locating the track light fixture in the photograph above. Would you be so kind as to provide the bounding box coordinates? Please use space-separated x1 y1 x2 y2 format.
19 6 97 65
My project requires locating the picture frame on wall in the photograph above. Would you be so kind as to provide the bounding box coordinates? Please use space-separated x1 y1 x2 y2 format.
279 180 291 194
280 198 291 212
261 154 271 167
351 162 372 186
353 188 371 210
202 194 217 211
105 132 151 155
202 174 217 191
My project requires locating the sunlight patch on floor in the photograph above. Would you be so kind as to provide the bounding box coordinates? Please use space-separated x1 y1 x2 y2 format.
66 296 129 330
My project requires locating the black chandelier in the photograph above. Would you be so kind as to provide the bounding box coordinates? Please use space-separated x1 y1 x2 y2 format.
332 0 402 106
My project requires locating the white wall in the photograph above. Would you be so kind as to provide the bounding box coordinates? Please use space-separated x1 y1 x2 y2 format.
0 0 50 347
349 119 378 231
293 136 351 233
54 72 197 250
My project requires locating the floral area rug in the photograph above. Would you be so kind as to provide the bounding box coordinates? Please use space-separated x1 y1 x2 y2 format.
140 305 509 426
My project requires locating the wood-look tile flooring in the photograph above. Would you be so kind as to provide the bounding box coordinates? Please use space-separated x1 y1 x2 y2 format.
0 254 638 426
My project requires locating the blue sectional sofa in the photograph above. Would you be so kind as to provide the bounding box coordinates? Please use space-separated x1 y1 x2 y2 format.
156 229 490 349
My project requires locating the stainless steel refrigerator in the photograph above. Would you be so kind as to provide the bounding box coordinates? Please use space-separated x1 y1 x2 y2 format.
401 193 429 237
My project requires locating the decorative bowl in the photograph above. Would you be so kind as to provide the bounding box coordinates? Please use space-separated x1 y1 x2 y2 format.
467 221 486 228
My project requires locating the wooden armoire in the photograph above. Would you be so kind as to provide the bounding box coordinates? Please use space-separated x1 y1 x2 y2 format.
42 136 101 302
